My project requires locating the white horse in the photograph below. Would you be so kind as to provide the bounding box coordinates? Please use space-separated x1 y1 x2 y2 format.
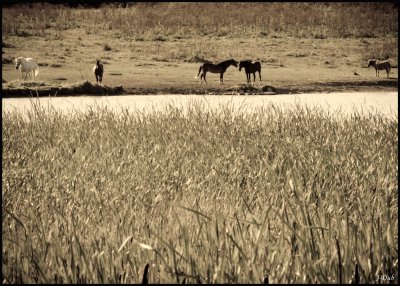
15 57 39 80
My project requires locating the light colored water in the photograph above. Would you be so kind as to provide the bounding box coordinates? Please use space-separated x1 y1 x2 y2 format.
2 92 398 118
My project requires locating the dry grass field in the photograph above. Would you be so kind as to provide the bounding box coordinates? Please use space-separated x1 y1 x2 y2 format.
3 101 398 284
2 2 398 95
2 2 399 284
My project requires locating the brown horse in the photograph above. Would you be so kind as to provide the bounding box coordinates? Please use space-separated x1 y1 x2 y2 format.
367 59 391 78
239 60 262 84
93 60 104 84
196 59 238 84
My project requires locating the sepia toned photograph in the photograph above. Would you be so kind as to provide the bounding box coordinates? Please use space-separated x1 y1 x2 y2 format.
2 2 398 284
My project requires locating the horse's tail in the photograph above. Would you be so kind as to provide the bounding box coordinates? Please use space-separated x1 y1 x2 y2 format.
34 65 39 77
195 65 203 79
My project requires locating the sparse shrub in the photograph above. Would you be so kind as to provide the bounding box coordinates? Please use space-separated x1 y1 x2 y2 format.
103 43 112 51
16 30 31 37
259 31 268 37
2 58 13 64
263 57 279 63
314 33 327 39
2 41 15 48
217 30 228 37
21 81 46 87
286 51 309 57
153 34 167 42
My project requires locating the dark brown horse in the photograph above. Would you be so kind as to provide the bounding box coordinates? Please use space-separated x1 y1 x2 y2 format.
239 60 262 84
93 60 104 84
196 59 238 84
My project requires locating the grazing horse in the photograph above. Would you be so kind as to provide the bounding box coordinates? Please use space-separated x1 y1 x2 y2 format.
93 60 104 84
15 57 39 80
196 59 238 84
239 60 262 84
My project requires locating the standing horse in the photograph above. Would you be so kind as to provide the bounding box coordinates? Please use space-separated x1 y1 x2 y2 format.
367 59 391 78
239 60 262 84
93 60 104 84
15 57 39 80
196 59 238 84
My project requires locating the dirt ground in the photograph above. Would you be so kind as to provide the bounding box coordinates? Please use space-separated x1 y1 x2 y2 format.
2 28 398 95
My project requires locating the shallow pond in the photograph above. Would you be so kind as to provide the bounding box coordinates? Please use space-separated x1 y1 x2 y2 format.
2 92 398 118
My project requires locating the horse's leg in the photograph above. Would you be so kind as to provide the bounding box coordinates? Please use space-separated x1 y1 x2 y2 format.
197 66 203 79
259 70 262 82
220 73 223 84
204 72 207 84
247 73 250 84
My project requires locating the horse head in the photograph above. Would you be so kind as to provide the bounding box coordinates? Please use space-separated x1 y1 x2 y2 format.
15 57 22 69
231 59 238 68
367 60 377 67
238 61 244 71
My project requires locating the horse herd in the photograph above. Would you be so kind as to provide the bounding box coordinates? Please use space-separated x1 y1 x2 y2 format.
13 56 391 84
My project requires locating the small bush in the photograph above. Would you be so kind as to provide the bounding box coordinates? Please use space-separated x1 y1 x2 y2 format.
153 34 167 42
15 30 32 37
259 31 268 37
2 41 15 48
103 43 112 51
2 58 13 64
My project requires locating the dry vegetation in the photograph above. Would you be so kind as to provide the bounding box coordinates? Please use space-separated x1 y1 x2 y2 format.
2 102 398 283
2 2 398 93
2 2 398 39
2 2 399 284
